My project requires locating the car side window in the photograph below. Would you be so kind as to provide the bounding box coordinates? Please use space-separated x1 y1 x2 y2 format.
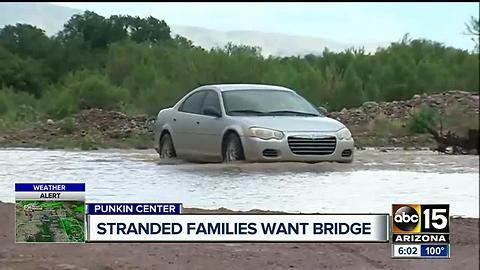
201 91 221 115
179 91 207 114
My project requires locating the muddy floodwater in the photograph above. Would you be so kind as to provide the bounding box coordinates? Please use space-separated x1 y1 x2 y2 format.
0 148 478 217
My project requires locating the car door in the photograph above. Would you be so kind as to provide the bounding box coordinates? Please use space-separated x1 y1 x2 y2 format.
195 90 226 161
172 90 207 157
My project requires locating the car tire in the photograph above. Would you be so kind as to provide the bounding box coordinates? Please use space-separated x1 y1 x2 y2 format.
223 133 245 163
159 133 176 159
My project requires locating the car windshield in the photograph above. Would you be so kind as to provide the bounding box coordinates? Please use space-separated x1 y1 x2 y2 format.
222 89 321 116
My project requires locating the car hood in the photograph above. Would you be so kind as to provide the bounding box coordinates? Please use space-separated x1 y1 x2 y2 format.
235 116 346 132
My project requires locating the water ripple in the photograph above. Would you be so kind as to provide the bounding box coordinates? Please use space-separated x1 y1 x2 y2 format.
0 148 478 217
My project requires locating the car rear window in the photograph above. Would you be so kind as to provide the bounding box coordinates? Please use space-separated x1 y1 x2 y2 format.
179 91 207 114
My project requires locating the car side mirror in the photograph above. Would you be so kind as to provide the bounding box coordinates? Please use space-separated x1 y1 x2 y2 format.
317 106 328 115
203 106 222 117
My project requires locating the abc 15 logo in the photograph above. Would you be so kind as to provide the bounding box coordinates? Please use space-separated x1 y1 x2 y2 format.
392 204 449 233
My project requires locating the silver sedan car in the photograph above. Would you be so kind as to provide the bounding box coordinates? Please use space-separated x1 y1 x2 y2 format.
154 84 354 163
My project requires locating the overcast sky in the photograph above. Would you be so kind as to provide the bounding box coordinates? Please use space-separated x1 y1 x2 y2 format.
53 2 479 50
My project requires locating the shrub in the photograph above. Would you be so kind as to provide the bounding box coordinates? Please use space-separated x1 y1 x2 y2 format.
0 87 38 116
14 104 36 122
65 71 128 110
42 86 77 119
0 90 8 115
41 71 128 119
61 117 76 134
79 135 97 150
407 105 439 134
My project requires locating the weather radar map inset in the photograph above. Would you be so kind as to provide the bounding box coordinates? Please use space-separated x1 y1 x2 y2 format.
15 200 85 243
15 183 86 243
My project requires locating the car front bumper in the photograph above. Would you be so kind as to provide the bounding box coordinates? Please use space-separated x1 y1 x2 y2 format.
240 132 354 162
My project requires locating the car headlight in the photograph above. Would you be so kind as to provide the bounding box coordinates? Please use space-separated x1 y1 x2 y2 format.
248 127 284 140
337 127 352 140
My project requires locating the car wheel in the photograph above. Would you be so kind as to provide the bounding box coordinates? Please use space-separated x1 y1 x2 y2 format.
223 133 245 163
159 133 176 159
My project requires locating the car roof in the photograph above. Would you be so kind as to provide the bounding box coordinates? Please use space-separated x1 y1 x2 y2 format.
198 84 295 92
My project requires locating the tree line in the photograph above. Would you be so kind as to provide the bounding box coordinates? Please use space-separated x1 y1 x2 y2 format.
0 11 478 125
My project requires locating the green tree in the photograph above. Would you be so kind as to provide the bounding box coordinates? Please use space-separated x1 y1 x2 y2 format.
0 24 54 59
58 11 120 50
464 16 479 51
0 11 478 121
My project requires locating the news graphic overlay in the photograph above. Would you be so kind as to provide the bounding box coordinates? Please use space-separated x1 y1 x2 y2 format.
86 203 389 243
391 204 450 258
15 183 86 243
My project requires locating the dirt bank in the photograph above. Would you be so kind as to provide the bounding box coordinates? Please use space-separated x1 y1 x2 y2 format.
328 90 479 149
0 90 478 150
0 202 478 270
0 109 155 150
328 90 479 125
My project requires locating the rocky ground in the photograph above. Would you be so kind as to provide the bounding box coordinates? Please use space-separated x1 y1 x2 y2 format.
0 202 478 270
327 90 479 149
0 109 155 150
0 90 478 150
328 90 479 125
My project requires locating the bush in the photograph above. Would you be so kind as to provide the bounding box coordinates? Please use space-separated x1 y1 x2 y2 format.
0 87 38 116
14 104 36 122
0 91 8 115
407 105 439 134
41 85 76 119
79 135 98 150
61 117 76 134
65 71 128 111
41 71 128 119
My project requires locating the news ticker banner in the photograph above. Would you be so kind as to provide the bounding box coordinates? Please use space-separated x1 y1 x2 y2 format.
13 183 450 259
87 203 389 242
